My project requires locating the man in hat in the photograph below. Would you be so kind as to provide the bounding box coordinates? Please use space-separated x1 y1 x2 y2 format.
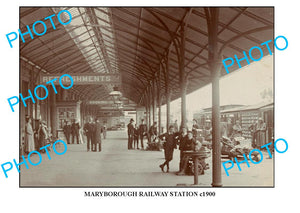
93 118 102 152
63 121 71 144
71 119 80 144
192 119 199 138
127 118 135 149
158 125 177 173
149 121 158 144
176 131 197 175
139 119 148 150
84 117 95 152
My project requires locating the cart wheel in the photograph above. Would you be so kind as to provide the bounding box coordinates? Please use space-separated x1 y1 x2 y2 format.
191 162 204 175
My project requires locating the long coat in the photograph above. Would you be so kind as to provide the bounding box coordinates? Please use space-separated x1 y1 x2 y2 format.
94 122 102 144
25 122 35 153
127 123 135 136
159 133 177 161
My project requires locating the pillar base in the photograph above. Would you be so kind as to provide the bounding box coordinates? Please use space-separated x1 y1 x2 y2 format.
177 183 207 186
211 182 223 187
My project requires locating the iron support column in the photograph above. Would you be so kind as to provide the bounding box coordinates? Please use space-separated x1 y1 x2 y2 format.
152 81 157 123
157 71 162 136
208 8 222 187
179 24 187 129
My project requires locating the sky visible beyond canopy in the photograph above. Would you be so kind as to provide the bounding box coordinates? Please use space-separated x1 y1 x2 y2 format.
163 54 273 120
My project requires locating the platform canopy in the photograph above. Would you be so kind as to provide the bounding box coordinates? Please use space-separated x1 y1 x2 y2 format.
20 7 274 106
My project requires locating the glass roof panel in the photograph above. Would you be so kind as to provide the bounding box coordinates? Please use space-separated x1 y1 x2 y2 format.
53 7 113 75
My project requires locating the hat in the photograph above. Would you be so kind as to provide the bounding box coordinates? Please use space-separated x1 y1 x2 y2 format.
130 118 134 122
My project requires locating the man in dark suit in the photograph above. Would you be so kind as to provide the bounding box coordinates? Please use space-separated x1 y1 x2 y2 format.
127 119 135 150
158 125 177 173
93 118 102 152
149 122 158 143
84 117 95 152
71 119 80 144
63 121 71 144
139 119 148 150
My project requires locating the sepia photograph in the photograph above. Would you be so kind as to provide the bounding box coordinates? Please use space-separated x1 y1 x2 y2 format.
19 7 274 187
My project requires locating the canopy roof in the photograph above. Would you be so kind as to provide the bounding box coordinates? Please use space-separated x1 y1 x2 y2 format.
20 7 274 106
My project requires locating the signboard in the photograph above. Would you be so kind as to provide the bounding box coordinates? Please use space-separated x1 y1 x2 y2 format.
41 73 121 85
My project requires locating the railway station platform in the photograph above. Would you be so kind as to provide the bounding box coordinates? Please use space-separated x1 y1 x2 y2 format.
20 130 273 187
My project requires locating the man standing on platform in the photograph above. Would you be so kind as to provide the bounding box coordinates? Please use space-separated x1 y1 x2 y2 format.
93 118 102 152
127 119 135 149
84 117 94 152
158 125 177 173
63 121 71 144
71 119 80 144
133 124 139 149
192 119 199 138
149 122 158 143
139 119 148 150
249 120 257 148
102 123 107 139
174 120 179 132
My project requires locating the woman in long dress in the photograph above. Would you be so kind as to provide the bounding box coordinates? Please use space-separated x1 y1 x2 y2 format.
38 120 48 151
25 117 35 153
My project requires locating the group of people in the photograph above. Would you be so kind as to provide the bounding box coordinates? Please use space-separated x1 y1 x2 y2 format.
127 119 158 150
24 116 108 155
226 117 267 148
126 118 204 173
62 120 81 144
63 117 107 152
158 125 202 174
82 118 107 152
249 118 267 148
24 116 53 155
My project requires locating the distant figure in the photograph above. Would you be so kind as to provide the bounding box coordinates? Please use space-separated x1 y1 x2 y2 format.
127 119 135 149
103 123 107 139
38 120 48 152
256 118 266 147
192 119 199 138
158 125 177 173
84 118 95 152
174 120 179 132
133 124 139 149
93 118 102 152
204 119 212 141
178 126 187 171
249 120 257 148
139 119 148 150
71 119 80 144
149 122 158 143
78 120 84 144
63 121 71 144
227 118 233 137
25 117 35 154
232 120 242 137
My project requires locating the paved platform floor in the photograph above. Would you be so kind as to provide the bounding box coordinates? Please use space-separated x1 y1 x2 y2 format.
20 130 273 187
